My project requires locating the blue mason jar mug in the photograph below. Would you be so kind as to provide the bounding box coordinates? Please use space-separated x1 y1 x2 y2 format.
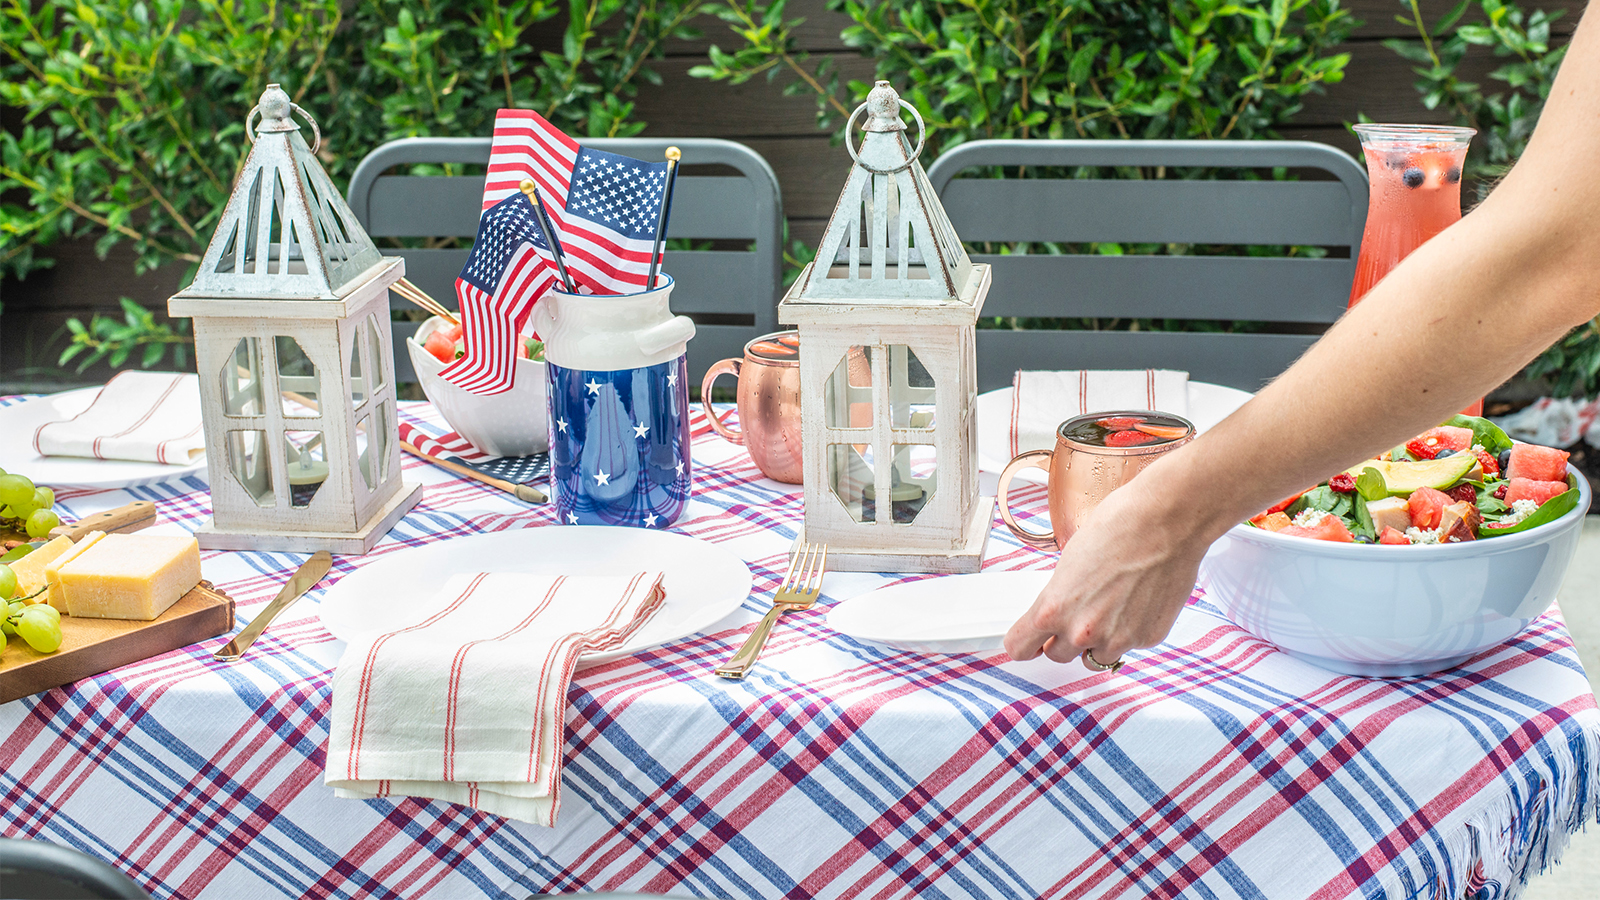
531 275 695 528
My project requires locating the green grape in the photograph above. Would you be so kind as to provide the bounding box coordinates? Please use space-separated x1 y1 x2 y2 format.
25 509 60 539
1 609 15 637
16 606 62 653
32 487 53 510
0 564 15 600
9 499 38 522
0 474 34 509
26 602 59 626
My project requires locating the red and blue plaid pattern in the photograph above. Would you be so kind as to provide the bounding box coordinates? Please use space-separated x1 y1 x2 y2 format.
2 396 1596 900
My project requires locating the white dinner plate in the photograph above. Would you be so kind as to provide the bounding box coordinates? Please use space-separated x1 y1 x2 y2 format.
827 570 1051 654
0 389 209 489
977 382 1253 482
319 526 753 664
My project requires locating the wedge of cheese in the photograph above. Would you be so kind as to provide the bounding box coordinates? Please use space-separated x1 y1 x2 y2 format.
10 535 76 605
58 534 202 621
44 530 107 611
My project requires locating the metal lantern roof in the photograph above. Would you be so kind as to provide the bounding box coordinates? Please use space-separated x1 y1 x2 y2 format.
179 84 386 301
794 81 974 305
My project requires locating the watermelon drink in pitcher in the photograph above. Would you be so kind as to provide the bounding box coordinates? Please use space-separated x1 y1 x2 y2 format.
1348 124 1481 414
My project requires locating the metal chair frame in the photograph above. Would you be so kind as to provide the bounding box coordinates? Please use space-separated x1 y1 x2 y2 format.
346 137 783 385
923 139 1368 392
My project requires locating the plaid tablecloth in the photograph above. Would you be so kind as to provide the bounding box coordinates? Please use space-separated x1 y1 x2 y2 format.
2 398 1597 900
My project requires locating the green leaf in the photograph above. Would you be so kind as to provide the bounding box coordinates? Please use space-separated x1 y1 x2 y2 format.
1356 467 1388 501
1351 493 1376 541
1443 414 1514 455
1479 476 1582 537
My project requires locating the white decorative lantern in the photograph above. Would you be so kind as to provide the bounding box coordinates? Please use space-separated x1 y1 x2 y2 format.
168 85 422 554
778 81 993 574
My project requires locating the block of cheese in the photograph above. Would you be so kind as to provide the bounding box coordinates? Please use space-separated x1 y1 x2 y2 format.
44 531 107 611
58 534 202 621
10 535 75 605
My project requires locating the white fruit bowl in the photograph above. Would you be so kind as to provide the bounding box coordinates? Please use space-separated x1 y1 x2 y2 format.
405 317 549 457
1196 467 1590 677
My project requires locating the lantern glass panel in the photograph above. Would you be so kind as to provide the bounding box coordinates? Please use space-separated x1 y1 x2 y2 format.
889 443 936 523
375 400 393 481
367 314 387 390
355 412 375 491
275 336 320 417
349 335 366 407
827 442 875 523
284 430 326 508
825 346 874 429
887 345 936 430
221 338 264 417
226 429 273 506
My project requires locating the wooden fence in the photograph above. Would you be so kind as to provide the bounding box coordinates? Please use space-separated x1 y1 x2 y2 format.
0 0 1583 386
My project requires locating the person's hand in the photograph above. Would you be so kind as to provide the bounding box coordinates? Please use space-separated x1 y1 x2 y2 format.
1003 473 1210 667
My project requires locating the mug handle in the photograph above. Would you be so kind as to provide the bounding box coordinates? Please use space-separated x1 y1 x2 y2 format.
700 358 744 445
997 449 1058 549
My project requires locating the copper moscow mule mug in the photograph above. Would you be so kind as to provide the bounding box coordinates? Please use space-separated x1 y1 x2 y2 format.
701 330 803 484
996 410 1194 550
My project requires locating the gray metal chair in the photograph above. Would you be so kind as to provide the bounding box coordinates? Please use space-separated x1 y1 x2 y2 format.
346 137 783 385
923 139 1368 392
0 837 151 899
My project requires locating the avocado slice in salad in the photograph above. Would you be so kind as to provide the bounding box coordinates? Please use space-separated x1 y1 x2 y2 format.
1343 454 1476 495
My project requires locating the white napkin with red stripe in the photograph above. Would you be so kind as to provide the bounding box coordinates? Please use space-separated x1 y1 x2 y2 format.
33 371 205 465
324 570 665 826
1009 369 1189 456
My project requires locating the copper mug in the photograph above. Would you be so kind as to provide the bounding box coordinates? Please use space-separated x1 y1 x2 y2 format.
997 410 1195 550
701 330 803 484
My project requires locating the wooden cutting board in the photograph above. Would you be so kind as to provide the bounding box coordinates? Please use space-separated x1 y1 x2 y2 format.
1 581 234 704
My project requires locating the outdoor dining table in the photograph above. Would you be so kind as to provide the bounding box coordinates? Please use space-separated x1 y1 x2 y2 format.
2 396 1597 900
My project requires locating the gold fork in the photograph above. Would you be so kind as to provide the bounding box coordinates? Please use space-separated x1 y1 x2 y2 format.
715 542 827 680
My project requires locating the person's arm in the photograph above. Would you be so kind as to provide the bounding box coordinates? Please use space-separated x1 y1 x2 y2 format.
1005 6 1600 666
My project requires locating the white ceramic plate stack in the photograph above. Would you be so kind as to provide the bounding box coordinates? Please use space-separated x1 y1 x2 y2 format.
827 571 1050 654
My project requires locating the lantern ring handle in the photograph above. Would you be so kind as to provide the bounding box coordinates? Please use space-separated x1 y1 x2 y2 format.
245 102 322 155
845 98 925 175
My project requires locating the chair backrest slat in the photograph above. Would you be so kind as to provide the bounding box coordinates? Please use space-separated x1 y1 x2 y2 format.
977 254 1353 323
347 136 782 384
925 139 1367 393
942 179 1358 246
976 330 1320 394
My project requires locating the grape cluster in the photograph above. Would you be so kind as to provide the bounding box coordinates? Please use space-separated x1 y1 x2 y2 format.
0 470 60 538
0 468 65 658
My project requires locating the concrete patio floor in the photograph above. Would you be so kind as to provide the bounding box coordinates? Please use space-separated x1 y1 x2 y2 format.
1524 515 1600 898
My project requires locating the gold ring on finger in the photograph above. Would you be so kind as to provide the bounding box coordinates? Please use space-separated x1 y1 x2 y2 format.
1081 648 1124 673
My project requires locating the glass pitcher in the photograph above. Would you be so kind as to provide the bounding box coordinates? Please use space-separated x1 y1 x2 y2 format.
1348 123 1477 413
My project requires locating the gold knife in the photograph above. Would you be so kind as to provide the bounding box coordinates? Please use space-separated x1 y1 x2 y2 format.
213 551 334 661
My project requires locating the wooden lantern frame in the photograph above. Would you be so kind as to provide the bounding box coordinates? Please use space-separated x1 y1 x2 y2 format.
168 84 420 554
779 81 994 574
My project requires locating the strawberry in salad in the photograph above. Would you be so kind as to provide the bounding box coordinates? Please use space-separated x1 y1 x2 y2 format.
1248 414 1579 545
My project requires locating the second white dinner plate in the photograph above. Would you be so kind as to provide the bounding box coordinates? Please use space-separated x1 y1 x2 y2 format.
976 382 1253 483
320 526 753 664
0 389 209 489
827 570 1051 654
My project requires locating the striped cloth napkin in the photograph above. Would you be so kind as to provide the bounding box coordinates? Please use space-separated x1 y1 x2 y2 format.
324 570 665 826
1010 369 1189 456
397 420 550 485
33 371 205 465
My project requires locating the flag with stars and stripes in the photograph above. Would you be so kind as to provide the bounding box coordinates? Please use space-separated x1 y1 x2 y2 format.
482 109 669 293
440 190 553 395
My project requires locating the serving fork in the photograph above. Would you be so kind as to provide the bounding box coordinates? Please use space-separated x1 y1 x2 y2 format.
715 542 827 680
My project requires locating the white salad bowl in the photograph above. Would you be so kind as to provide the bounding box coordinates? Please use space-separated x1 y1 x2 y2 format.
405 317 549 457
1196 467 1590 678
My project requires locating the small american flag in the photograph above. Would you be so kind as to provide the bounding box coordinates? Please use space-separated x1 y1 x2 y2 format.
439 191 553 395
483 109 668 293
